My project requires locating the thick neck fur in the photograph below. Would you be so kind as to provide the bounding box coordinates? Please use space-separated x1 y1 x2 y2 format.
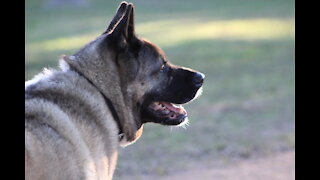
62 36 139 143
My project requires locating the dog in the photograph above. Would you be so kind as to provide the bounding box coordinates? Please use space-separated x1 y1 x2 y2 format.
25 1 204 180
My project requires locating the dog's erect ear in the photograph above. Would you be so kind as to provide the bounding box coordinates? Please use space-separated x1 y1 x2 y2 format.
104 1 128 34
127 3 135 40
108 3 137 49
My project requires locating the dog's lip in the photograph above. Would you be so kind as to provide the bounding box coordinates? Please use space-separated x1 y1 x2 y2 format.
147 101 187 119
154 102 186 114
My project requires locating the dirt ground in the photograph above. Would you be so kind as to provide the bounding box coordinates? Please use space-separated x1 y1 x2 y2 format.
118 150 295 180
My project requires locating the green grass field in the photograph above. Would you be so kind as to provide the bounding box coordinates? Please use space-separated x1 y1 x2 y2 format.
26 0 295 178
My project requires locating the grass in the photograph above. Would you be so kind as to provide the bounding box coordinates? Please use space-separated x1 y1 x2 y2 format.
25 0 295 178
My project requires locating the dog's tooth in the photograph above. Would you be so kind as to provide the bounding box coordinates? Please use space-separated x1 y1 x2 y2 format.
153 102 160 108
154 106 161 110
151 102 161 110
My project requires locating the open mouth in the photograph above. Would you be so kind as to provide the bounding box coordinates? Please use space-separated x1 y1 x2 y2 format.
146 101 188 125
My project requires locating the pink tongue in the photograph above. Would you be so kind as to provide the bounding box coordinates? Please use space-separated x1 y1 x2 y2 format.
161 102 184 114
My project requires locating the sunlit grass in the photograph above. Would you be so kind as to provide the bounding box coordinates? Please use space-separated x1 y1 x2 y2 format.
26 34 97 55
139 18 294 47
25 18 294 58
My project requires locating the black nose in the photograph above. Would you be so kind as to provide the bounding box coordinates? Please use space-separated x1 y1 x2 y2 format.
192 72 205 87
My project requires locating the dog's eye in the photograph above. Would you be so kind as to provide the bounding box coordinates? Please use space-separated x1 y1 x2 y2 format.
160 64 165 72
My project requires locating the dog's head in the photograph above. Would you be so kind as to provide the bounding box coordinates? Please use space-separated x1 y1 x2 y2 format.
137 40 205 127
100 2 204 127
67 2 204 144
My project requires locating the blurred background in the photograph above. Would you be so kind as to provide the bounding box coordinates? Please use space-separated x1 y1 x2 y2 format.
25 0 295 179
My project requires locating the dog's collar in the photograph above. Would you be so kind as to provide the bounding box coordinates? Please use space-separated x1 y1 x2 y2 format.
101 94 125 140
68 66 124 139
